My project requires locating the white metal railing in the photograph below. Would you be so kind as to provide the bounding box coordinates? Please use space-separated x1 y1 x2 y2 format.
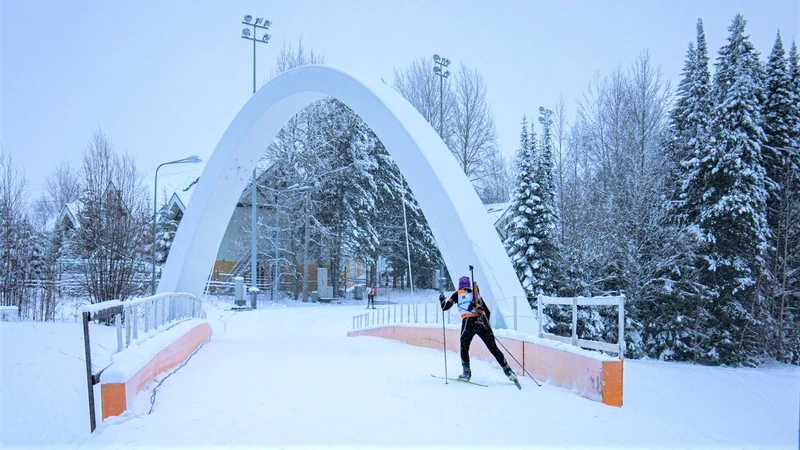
353 301 459 329
351 295 534 331
537 294 625 358
78 292 205 432
79 292 206 354
350 294 626 358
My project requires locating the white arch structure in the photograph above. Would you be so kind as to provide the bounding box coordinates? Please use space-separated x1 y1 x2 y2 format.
159 65 531 331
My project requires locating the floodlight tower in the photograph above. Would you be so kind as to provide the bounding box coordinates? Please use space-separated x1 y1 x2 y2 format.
433 54 451 292
432 54 451 140
241 15 272 95
241 14 272 307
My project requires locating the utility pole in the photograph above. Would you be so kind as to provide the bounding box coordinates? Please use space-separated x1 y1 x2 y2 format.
241 14 271 307
433 54 451 292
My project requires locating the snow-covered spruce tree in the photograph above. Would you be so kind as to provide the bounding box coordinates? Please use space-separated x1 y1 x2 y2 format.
768 39 800 363
762 31 800 362
669 19 712 225
504 117 535 298
154 202 179 267
533 108 562 295
700 14 770 365
505 116 558 301
309 99 379 297
647 19 715 362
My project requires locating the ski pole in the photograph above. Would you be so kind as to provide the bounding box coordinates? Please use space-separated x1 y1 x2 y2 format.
442 306 448 384
440 278 448 384
480 314 542 387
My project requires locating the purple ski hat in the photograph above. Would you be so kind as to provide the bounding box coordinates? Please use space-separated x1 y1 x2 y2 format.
458 276 471 290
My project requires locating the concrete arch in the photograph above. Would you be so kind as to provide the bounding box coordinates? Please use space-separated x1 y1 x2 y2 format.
159 65 530 331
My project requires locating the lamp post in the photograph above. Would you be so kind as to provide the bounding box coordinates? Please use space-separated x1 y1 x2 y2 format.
152 155 202 295
433 54 450 292
241 14 272 305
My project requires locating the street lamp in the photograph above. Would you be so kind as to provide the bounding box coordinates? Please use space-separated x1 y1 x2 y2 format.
241 14 272 306
433 53 451 292
152 155 202 295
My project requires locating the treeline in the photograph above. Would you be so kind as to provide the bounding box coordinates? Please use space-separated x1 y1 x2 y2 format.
0 133 151 320
505 15 800 366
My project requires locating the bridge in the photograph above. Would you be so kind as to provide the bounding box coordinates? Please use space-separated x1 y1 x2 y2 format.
79 65 624 436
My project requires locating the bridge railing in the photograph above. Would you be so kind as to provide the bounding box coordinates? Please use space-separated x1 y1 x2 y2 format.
350 294 625 358
79 292 206 353
78 292 205 432
351 295 532 331
537 294 626 358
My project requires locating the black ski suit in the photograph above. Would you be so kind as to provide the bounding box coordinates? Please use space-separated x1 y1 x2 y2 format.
439 289 510 371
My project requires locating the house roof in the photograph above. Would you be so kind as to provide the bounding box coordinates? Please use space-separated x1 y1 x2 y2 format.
55 201 82 230
144 162 206 214
484 202 511 227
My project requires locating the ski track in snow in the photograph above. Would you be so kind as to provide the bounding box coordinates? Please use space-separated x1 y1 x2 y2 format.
2 295 798 449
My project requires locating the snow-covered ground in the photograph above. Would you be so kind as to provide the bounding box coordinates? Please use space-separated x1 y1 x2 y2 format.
1 291 798 449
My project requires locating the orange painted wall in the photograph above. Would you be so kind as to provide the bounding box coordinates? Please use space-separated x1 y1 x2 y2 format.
348 326 623 407
101 322 213 419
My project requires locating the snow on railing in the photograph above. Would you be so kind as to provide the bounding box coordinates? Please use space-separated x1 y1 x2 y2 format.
79 292 206 354
79 292 205 432
537 294 626 358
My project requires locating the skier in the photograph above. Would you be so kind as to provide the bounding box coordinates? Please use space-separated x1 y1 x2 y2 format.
366 286 376 309
439 276 517 383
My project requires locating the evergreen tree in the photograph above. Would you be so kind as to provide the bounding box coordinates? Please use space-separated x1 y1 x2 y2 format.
310 99 378 297
670 19 712 225
773 40 800 363
650 20 715 362
533 108 562 295
701 14 770 365
762 31 798 361
154 202 179 266
504 117 540 300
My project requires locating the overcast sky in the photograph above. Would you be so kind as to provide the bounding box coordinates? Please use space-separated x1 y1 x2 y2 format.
1 0 797 200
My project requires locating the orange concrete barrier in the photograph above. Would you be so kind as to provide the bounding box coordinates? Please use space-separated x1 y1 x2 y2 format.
101 322 212 419
348 325 623 407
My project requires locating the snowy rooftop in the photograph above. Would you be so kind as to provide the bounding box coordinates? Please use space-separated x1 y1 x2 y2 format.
484 202 511 226
143 162 206 210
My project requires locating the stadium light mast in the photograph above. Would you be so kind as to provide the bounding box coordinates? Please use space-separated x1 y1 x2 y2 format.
433 54 451 292
241 14 272 307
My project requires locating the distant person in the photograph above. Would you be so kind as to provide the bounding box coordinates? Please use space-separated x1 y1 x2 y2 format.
366 286 376 309
439 276 517 383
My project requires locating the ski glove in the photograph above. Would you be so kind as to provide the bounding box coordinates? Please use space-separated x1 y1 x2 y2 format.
439 293 446 302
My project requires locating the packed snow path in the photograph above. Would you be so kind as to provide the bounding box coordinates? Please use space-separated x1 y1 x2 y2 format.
77 299 797 449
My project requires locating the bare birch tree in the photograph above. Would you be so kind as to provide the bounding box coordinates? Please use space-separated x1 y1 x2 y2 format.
451 63 498 185
69 131 150 306
30 162 81 230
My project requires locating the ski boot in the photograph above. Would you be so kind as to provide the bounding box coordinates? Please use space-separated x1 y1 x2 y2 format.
503 364 522 389
457 363 471 382
503 365 518 382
